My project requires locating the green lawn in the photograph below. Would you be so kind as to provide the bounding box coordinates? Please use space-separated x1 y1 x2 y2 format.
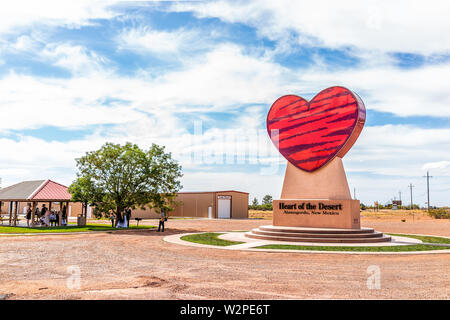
181 232 244 246
180 232 449 252
254 233 450 252
254 244 448 252
386 233 450 244
0 224 155 234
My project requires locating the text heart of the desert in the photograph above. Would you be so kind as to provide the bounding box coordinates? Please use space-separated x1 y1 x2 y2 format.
279 202 343 211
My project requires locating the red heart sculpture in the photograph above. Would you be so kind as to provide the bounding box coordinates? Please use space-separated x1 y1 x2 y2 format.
267 86 366 172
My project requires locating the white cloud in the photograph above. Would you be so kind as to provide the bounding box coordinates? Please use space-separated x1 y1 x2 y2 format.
0 72 145 131
172 0 450 55
118 27 202 55
2 111 450 206
181 171 284 201
2 40 450 134
41 43 109 75
343 125 450 206
1 3 449 207
10 35 37 51
0 43 293 133
136 43 291 110
347 125 450 175
423 161 450 170
0 1 118 34
119 40 450 118
280 62 450 118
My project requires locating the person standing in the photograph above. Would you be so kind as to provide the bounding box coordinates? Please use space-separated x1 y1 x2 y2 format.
122 210 128 228
61 205 67 226
125 208 131 228
26 205 32 227
49 211 56 226
116 211 125 228
41 204 49 227
157 208 165 232
34 206 40 224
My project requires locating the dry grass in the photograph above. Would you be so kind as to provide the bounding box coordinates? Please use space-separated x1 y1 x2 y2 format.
361 209 433 221
249 208 439 222
248 209 273 220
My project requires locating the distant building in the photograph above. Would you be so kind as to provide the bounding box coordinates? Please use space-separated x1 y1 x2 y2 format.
0 180 248 220
131 191 249 219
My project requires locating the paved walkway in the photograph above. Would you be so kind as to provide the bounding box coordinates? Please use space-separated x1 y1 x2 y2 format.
1 218 449 299
164 231 450 255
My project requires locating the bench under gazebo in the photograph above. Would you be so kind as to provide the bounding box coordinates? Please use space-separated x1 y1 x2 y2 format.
0 179 72 226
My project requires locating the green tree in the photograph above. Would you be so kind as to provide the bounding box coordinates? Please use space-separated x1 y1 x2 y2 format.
69 142 182 223
262 194 273 205
251 197 258 207
68 176 99 218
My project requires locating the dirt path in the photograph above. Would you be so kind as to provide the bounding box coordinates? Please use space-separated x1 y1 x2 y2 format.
0 218 448 299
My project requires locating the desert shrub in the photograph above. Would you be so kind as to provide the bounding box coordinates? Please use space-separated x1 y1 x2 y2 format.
427 208 450 219
248 203 273 211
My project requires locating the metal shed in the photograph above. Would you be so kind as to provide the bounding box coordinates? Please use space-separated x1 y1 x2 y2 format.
131 190 249 219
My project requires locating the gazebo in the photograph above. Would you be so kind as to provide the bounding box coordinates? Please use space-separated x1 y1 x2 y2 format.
0 180 72 226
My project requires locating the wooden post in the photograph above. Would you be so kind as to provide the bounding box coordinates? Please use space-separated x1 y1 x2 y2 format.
14 201 19 226
58 202 61 226
9 202 12 226
66 201 69 225
49 202 52 226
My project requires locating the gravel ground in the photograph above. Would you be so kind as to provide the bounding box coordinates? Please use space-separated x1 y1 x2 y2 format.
0 218 448 300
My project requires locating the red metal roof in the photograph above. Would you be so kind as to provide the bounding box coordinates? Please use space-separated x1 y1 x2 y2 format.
30 180 72 201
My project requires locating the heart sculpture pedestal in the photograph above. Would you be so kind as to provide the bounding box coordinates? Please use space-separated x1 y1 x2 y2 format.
246 86 391 243
275 157 360 229
246 158 391 243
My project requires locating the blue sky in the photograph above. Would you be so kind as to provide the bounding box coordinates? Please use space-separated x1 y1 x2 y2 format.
0 1 450 207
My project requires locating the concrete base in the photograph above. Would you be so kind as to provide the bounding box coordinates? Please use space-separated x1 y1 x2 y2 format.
275 157 361 229
246 225 391 243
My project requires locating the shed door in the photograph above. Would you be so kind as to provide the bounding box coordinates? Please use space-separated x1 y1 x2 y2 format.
218 196 231 219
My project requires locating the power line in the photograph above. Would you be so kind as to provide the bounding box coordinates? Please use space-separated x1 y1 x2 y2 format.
408 183 414 210
423 171 433 211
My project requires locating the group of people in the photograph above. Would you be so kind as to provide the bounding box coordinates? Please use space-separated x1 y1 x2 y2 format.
25 204 67 227
114 207 132 228
113 207 166 232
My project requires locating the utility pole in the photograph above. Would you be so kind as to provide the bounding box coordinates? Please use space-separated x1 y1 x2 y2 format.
423 171 433 211
408 183 414 210
353 188 356 200
399 191 401 202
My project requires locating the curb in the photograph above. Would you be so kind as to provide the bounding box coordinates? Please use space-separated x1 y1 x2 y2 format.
0 227 156 237
163 232 450 255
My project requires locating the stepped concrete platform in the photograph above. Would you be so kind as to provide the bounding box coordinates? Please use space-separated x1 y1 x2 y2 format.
246 225 392 243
